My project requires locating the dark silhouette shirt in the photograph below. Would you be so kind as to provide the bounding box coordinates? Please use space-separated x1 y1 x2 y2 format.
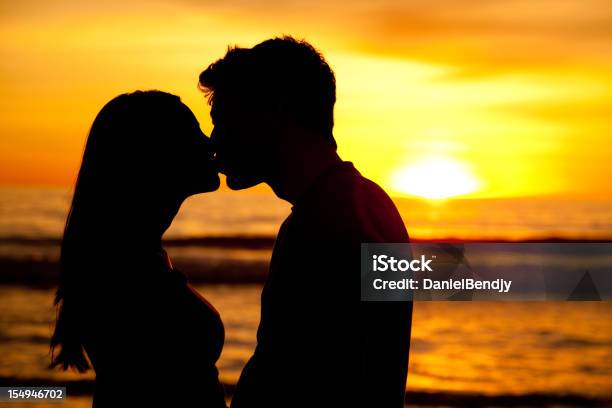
231 161 412 408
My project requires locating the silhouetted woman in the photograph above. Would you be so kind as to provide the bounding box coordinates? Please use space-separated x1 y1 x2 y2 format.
50 91 226 407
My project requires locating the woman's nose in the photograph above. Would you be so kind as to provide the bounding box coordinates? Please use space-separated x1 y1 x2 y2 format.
198 131 214 156
210 127 220 148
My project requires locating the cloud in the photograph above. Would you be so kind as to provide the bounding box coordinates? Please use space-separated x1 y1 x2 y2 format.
341 0 612 78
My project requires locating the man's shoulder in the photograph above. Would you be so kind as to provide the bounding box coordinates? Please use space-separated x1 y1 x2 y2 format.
311 161 386 200
303 162 409 242
350 169 409 242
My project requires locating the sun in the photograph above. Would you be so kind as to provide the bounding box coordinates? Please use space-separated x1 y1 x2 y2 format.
390 156 481 199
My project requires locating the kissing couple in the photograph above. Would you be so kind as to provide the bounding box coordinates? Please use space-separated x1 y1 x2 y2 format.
50 37 412 408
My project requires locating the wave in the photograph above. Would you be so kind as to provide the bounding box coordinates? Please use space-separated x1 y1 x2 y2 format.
0 235 278 249
2 234 612 287
0 257 270 287
0 235 277 286
0 376 608 406
2 234 611 248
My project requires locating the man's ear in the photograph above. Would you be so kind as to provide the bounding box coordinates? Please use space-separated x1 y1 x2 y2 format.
274 97 297 128
273 96 290 127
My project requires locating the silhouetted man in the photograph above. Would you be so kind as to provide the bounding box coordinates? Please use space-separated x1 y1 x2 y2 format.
199 36 412 408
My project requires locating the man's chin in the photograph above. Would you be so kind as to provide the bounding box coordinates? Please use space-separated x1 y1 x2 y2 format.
226 175 263 190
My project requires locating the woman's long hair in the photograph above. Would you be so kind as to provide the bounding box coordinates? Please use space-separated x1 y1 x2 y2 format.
50 90 197 371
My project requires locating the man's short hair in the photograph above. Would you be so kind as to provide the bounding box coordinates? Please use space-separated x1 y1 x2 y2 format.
199 36 337 148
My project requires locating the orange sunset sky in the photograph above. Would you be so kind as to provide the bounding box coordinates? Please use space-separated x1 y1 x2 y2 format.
1 0 611 199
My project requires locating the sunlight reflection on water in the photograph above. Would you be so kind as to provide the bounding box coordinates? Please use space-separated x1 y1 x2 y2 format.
0 285 610 404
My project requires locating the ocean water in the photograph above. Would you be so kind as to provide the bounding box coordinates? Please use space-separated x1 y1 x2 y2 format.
0 286 610 406
2 187 612 246
1 187 612 406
